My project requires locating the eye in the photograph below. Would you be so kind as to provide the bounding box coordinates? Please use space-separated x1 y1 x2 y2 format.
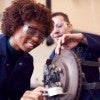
28 27 41 35
56 23 63 28
27 27 45 40
28 28 37 35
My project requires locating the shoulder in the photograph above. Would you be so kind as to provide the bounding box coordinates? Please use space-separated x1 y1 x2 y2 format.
0 34 8 44
23 52 33 61
0 33 5 39
82 32 100 38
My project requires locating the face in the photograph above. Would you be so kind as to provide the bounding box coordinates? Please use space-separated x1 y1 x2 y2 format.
50 15 72 43
9 20 46 52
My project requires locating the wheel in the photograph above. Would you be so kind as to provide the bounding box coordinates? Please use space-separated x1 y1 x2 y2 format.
43 49 83 100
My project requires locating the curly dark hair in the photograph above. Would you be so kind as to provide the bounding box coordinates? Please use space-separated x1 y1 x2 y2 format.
1 0 53 37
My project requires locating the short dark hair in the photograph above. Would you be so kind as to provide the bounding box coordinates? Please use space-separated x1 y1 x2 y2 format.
52 12 70 23
1 0 53 37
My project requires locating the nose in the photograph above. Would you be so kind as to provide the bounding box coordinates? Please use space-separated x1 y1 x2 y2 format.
31 36 39 41
51 26 59 36
31 36 41 44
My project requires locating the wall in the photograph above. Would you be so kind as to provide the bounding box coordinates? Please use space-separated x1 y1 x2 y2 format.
51 0 100 34
30 41 55 87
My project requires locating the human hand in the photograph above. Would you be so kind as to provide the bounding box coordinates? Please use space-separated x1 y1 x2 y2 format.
55 33 84 54
20 86 47 100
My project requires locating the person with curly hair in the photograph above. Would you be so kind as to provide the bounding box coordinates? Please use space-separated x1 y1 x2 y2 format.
0 0 53 100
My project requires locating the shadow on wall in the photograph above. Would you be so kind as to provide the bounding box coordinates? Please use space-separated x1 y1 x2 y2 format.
46 36 54 46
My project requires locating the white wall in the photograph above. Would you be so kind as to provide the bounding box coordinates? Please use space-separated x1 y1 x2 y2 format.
30 41 55 87
52 0 100 34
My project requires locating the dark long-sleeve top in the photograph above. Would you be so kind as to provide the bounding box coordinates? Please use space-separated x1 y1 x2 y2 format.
49 33 100 83
0 34 34 100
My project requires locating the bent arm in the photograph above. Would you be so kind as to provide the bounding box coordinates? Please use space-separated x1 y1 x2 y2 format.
55 32 100 54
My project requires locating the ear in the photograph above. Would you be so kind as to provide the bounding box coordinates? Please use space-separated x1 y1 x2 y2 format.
68 24 73 32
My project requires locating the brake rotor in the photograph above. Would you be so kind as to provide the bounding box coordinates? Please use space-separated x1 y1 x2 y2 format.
43 49 83 100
